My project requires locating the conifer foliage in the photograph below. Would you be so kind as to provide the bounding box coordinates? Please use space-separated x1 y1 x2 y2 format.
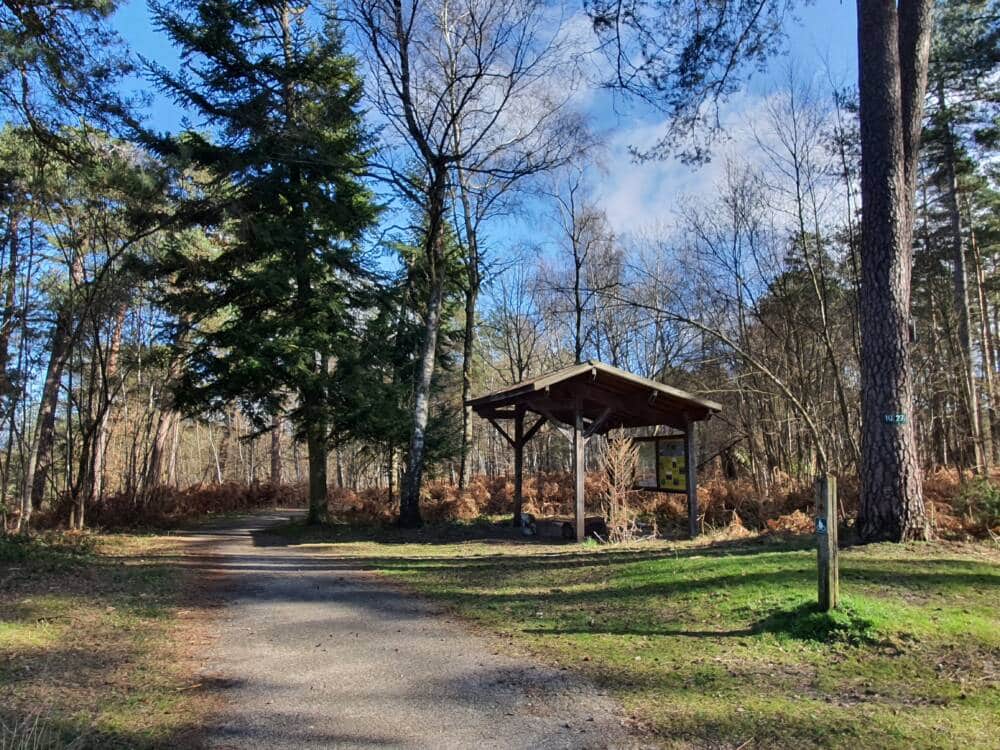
149 0 379 523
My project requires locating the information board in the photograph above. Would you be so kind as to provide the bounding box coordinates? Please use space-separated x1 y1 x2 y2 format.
633 435 687 493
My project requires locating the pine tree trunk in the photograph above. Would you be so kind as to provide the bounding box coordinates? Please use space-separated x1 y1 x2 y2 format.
970 219 996 464
145 410 174 492
0 212 19 403
77 306 126 529
18 310 72 530
856 0 931 542
937 81 985 470
270 414 283 485
144 329 187 493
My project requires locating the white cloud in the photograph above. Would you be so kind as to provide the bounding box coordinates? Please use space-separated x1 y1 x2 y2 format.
593 91 778 237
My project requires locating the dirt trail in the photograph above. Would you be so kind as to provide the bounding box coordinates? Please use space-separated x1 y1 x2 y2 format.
173 512 638 749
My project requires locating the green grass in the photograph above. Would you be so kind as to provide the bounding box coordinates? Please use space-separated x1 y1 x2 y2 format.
0 532 212 748
276 522 1000 749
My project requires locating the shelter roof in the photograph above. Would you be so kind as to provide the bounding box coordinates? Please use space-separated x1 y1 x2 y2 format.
467 360 721 432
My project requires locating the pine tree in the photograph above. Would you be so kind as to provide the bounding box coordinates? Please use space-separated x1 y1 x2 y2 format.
149 0 379 524
919 0 1000 471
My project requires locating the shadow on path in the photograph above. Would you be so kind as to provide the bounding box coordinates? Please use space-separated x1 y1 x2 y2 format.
177 511 638 750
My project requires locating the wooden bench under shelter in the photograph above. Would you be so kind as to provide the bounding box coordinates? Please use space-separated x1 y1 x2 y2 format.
466 360 722 542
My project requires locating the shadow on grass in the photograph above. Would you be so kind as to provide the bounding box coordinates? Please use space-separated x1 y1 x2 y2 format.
254 517 815 558
0 710 209 750
515 603 881 644
752 601 883 645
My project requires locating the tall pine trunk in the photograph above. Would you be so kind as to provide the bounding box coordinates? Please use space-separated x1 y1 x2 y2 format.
18 312 71 530
856 0 931 542
144 326 187 494
970 218 996 464
76 305 126 529
937 80 987 471
0 211 19 403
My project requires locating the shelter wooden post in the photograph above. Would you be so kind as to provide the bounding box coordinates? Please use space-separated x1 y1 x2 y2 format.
573 406 585 542
466 361 722 545
685 416 698 539
512 408 525 526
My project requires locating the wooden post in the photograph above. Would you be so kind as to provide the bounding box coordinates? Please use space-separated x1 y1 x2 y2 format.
573 407 585 542
512 408 524 527
815 474 839 611
684 416 698 539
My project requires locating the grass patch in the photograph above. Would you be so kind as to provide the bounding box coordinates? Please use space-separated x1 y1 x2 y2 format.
271 523 1000 749
755 600 884 645
0 531 214 748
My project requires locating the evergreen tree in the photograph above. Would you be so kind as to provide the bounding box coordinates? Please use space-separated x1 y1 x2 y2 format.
149 0 379 523
0 0 129 129
918 0 1000 471
332 221 464 512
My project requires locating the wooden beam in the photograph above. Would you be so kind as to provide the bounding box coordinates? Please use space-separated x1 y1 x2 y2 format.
528 402 573 441
685 416 698 539
574 407 585 542
584 407 613 438
522 415 546 444
486 417 515 447
551 382 690 431
512 410 525 527
475 408 520 420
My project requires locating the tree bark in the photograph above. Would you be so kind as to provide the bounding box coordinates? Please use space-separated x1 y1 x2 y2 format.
0 211 19 405
458 242 479 490
937 80 986 471
970 216 996 464
76 305 126 528
856 0 931 542
399 167 449 527
306 421 328 524
270 413 283 485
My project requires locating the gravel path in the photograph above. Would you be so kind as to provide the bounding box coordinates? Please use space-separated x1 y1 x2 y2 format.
175 512 638 749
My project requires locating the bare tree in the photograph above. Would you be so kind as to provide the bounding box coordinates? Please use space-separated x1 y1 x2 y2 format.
753 69 861 472
542 171 618 364
482 257 547 385
351 0 582 524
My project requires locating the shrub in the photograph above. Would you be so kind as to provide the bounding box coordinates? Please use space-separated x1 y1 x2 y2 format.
596 435 642 544
954 477 1000 533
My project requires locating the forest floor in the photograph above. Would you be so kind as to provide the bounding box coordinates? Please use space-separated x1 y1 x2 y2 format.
2 512 636 749
273 520 1000 750
0 526 219 747
3 514 998 749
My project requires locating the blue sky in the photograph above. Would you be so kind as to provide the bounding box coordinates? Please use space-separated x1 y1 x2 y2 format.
112 0 860 247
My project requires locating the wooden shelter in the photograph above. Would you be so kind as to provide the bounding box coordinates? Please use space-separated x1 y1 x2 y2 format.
467 360 722 541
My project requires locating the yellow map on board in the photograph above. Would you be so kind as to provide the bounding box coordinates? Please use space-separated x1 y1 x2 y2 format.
657 438 687 491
